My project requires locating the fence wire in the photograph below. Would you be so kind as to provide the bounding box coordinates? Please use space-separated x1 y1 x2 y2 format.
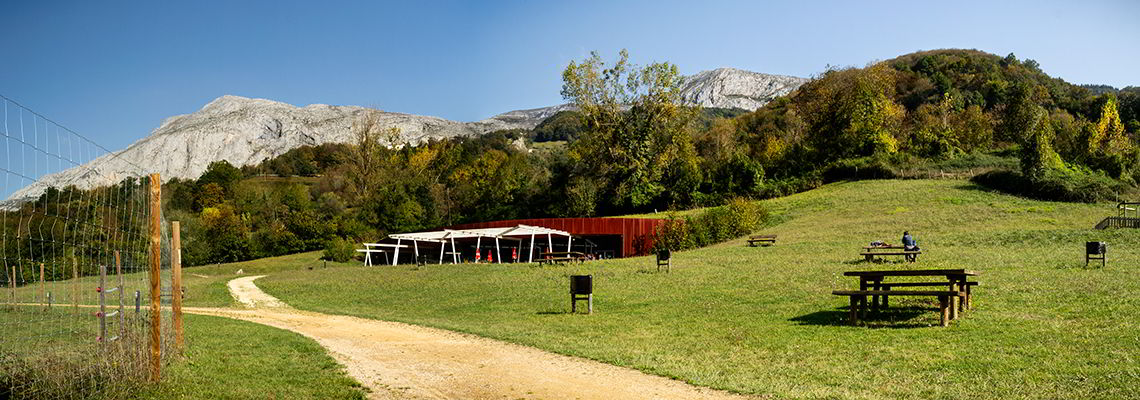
1 94 177 399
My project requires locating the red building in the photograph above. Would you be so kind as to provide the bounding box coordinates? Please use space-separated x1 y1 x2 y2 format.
447 217 667 258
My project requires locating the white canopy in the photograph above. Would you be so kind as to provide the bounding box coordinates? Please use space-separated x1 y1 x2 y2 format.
389 224 570 241
384 224 573 265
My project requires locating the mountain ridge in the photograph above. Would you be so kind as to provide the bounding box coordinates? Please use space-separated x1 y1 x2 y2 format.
5 68 808 203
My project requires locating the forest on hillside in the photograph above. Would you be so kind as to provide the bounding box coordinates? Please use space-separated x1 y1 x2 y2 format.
8 49 1139 267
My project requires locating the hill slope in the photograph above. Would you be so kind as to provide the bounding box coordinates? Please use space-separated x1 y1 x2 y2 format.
254 179 1140 399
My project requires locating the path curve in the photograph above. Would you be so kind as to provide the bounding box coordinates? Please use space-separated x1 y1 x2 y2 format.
185 276 752 400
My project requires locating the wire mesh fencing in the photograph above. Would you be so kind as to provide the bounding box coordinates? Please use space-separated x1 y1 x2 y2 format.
1 94 180 399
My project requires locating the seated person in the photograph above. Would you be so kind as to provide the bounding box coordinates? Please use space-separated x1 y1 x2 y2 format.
901 231 920 261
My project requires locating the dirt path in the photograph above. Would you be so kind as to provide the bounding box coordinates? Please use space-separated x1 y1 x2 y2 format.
184 276 752 400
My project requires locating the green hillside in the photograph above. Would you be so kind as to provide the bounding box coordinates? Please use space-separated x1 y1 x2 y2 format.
252 179 1139 399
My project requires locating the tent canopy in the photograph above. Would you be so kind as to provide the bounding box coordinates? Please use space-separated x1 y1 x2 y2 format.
388 224 570 242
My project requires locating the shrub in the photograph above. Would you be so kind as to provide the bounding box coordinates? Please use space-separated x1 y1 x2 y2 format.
322 237 357 262
971 167 1126 203
652 199 769 251
821 156 898 182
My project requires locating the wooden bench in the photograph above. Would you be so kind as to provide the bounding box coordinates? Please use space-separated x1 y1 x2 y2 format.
878 281 979 309
538 257 579 265
538 252 585 265
747 235 777 246
833 290 964 326
860 250 921 262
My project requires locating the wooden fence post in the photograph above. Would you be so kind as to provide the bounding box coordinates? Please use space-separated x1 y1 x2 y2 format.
39 263 45 308
72 252 78 313
148 173 162 382
7 265 13 309
172 221 183 351
116 250 124 340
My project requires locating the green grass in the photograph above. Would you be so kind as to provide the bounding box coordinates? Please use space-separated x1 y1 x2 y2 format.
250 179 1140 399
0 308 364 399
5 251 355 309
140 314 365 399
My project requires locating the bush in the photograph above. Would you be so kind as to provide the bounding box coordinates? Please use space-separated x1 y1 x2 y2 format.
971 167 1127 203
821 156 898 182
653 198 769 251
322 237 357 262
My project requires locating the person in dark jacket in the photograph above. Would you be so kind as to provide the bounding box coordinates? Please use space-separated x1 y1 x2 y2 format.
901 231 919 262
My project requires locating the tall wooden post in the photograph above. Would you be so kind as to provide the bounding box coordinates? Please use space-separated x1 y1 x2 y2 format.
39 263 45 308
172 221 183 351
148 173 162 381
116 251 125 340
72 253 78 313
7 265 13 309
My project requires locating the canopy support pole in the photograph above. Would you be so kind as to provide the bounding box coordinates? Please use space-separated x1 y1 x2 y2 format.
475 237 482 262
547 234 553 255
495 238 502 264
528 234 535 263
451 237 458 264
393 239 401 266
566 235 572 252
439 240 445 265
413 240 419 262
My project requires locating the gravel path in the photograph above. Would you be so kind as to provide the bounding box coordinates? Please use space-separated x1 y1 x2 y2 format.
184 275 752 400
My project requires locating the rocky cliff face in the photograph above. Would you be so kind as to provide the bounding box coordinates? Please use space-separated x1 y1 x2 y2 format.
474 68 808 131
6 68 807 203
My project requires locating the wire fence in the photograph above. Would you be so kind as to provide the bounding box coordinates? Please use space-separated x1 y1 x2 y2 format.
1 94 179 398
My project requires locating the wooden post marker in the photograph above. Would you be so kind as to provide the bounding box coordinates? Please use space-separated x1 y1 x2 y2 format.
39 263 45 308
116 250 125 340
147 173 162 381
7 265 13 309
72 253 79 313
172 221 184 351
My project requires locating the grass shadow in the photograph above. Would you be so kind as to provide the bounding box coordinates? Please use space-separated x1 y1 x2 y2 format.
790 306 933 329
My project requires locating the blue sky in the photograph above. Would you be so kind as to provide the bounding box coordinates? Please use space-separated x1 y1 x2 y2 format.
1 0 1137 152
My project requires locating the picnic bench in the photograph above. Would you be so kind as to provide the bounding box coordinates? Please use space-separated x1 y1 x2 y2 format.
538 251 586 265
747 235 777 246
833 269 979 327
861 245 920 262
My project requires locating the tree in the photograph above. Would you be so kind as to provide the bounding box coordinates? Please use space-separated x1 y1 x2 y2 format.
1089 94 1129 154
196 182 226 210
343 112 400 203
198 160 243 194
561 50 700 211
1020 105 1064 178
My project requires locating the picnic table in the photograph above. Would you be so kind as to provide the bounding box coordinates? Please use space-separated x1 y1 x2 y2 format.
833 269 979 326
747 235 777 246
538 251 586 264
861 244 920 262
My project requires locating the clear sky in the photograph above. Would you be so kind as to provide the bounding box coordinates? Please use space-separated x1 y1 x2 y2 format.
1 0 1137 152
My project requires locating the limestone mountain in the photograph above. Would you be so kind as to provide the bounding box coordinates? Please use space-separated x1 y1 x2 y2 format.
6 68 807 203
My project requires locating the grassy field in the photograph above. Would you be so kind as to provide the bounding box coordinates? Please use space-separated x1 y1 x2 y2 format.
4 251 354 309
0 307 364 399
140 314 365 399
250 179 1140 399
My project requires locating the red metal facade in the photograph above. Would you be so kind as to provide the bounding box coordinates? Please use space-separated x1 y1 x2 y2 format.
446 218 667 257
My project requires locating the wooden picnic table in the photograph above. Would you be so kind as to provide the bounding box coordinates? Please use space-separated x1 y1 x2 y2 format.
539 251 586 264
747 235 777 246
861 244 920 262
835 269 979 326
